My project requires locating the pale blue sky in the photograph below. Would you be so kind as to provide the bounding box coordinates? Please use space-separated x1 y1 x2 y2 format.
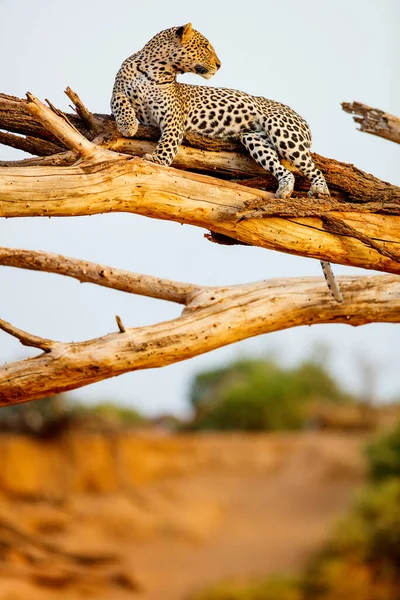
0 0 399 414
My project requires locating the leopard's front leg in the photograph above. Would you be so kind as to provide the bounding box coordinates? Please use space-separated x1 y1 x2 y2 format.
111 90 139 138
143 114 185 166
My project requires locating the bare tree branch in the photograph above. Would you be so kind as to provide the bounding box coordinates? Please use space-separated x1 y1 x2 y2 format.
0 92 398 204
0 150 74 167
0 318 56 353
115 315 126 333
342 101 400 144
0 274 398 405
0 157 398 274
25 93 116 161
0 247 202 304
64 87 102 136
0 130 63 157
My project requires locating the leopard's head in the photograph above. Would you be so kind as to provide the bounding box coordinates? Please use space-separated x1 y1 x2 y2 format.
169 23 221 79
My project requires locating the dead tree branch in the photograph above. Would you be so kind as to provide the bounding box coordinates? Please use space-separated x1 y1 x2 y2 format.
0 94 398 273
0 129 63 156
0 318 56 353
64 86 102 136
1 157 398 273
0 271 398 404
0 247 202 305
0 92 398 204
342 101 400 145
24 93 117 162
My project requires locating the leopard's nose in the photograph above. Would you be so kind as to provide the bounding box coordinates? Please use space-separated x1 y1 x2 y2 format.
215 60 221 70
195 65 208 75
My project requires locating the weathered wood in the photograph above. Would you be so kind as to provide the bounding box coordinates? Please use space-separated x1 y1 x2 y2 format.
1 92 399 206
25 93 116 162
342 101 400 144
0 157 398 273
0 93 399 404
0 318 56 353
0 274 398 404
0 130 63 157
0 247 202 305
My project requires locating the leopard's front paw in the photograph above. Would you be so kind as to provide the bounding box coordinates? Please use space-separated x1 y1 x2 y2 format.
143 153 164 165
118 122 139 138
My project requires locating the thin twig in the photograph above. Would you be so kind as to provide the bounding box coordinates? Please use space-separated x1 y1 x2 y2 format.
65 87 102 135
0 318 56 352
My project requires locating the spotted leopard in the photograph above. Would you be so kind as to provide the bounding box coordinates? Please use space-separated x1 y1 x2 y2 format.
111 23 342 302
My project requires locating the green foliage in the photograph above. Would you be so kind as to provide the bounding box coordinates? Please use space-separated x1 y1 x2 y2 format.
366 421 400 481
189 357 350 431
301 479 400 598
68 401 147 428
303 422 400 598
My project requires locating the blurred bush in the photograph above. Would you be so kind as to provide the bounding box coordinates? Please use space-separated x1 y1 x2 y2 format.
366 421 400 481
188 357 352 431
0 396 148 436
0 394 69 436
68 401 147 430
302 478 400 599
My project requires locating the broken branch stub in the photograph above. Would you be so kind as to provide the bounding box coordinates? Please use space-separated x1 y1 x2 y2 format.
342 101 400 145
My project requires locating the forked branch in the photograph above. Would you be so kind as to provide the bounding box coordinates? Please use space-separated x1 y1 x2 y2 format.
25 93 117 161
0 91 398 204
0 258 399 404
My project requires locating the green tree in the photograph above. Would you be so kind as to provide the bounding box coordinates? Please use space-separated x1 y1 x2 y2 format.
189 357 350 431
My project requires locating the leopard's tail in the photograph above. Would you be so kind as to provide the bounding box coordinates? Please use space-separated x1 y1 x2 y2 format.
320 261 343 302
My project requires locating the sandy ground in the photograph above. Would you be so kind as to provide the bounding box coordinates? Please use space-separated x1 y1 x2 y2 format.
0 432 366 600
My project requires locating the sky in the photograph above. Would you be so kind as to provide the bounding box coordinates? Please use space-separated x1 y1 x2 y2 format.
0 0 399 415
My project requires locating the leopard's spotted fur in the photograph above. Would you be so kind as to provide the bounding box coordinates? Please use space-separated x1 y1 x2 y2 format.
111 23 342 301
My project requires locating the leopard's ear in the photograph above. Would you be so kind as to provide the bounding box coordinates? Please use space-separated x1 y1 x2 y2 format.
176 23 193 43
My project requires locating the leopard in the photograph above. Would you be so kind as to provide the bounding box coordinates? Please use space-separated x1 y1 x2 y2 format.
111 23 342 302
